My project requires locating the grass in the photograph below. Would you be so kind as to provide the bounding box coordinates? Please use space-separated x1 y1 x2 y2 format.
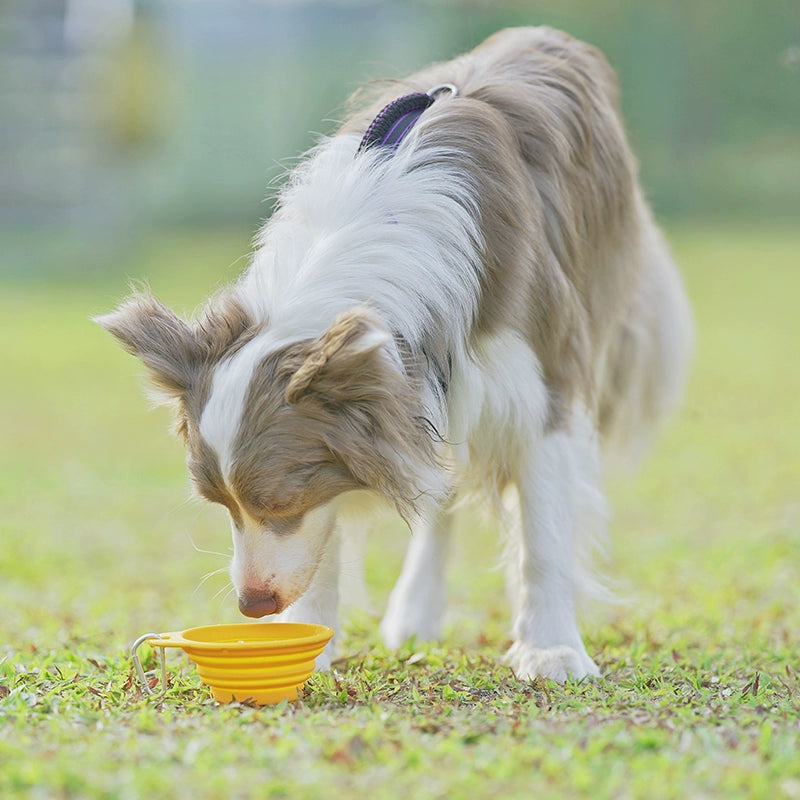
1 223 799 799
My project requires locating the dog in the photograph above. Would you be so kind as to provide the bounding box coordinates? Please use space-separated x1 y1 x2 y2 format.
97 27 691 682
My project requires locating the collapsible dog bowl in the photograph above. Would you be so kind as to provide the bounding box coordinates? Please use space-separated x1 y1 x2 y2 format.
131 622 333 705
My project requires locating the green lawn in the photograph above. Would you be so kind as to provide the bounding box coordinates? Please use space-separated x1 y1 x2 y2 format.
1 224 798 799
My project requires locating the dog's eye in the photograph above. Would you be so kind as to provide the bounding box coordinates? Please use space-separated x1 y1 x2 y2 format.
262 514 303 536
240 490 301 520
262 499 297 516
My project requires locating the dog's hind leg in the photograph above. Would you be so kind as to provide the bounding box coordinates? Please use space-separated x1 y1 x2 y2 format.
504 412 603 683
379 508 452 649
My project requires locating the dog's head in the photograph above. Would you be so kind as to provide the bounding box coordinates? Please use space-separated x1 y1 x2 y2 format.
96 292 441 616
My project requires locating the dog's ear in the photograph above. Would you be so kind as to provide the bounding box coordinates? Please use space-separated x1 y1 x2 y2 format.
285 307 394 404
284 307 446 518
94 291 200 401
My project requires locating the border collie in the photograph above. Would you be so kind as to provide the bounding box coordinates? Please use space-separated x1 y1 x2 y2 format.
97 27 691 681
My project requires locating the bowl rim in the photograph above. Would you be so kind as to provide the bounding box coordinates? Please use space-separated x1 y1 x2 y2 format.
149 622 334 651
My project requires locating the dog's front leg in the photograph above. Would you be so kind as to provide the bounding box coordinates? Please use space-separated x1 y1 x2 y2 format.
273 527 341 671
379 508 452 649
505 425 602 683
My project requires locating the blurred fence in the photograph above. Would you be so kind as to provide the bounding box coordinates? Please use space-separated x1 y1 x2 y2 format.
1 0 798 275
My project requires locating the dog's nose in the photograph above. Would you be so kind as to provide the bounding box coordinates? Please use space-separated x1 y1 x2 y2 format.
238 593 278 618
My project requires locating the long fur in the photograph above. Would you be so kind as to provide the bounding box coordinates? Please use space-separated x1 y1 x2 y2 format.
97 27 691 681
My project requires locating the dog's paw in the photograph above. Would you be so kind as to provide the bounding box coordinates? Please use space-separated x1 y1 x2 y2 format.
379 616 420 650
314 649 333 672
379 583 444 649
505 641 601 683
379 608 441 650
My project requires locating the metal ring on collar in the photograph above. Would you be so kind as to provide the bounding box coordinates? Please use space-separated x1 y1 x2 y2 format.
427 83 458 99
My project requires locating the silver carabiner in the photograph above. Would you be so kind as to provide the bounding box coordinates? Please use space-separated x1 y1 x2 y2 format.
427 83 458 100
131 632 167 698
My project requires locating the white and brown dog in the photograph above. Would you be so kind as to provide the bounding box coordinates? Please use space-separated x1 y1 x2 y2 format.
98 27 691 682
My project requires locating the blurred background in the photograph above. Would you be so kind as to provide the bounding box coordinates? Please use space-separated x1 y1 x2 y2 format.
1 0 798 282
1 0 798 682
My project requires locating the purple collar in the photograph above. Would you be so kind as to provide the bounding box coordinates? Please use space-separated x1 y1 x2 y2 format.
357 84 457 156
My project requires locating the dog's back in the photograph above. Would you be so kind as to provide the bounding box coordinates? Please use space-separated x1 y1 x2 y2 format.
342 26 691 451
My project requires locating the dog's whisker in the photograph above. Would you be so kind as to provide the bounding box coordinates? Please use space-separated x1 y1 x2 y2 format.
215 586 237 613
211 582 236 604
191 567 230 600
184 530 230 560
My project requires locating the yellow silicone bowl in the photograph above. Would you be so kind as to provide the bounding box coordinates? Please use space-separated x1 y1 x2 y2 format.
132 622 334 705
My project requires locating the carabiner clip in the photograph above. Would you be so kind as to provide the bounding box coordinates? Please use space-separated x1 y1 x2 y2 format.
131 633 167 698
